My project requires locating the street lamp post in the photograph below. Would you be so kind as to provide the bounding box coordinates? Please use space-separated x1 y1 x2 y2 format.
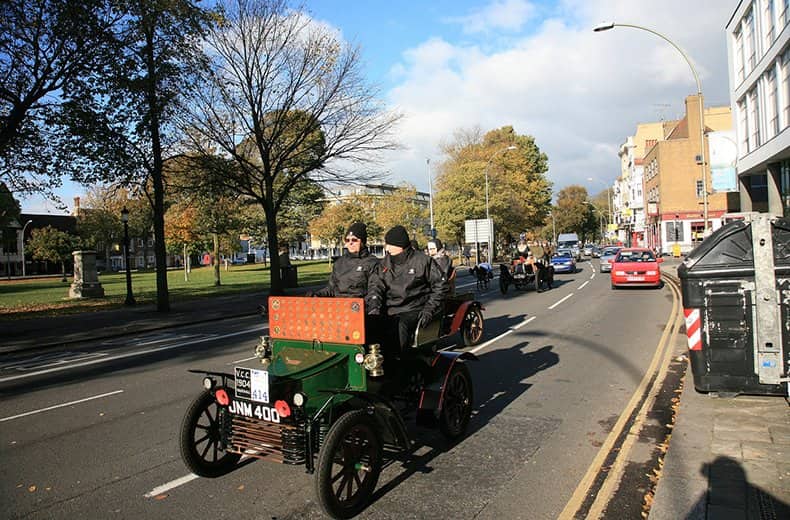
484 145 517 259
587 177 612 225
427 158 435 238
585 201 605 242
20 219 32 277
120 207 135 306
594 22 709 230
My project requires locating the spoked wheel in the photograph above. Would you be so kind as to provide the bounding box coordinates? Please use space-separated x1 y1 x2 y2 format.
180 391 241 477
439 363 473 440
461 306 484 346
316 410 383 519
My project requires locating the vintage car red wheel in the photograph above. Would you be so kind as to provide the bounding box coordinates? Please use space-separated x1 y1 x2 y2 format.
315 410 383 519
439 363 473 439
180 391 241 477
461 307 484 346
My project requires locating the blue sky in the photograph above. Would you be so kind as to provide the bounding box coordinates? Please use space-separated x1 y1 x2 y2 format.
22 0 738 213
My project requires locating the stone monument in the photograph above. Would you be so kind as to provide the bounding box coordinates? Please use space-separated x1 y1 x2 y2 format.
69 250 105 299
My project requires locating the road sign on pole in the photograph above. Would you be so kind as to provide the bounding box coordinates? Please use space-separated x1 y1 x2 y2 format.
465 219 493 263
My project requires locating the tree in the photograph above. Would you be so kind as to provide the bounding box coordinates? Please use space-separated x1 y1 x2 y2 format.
27 225 78 281
374 185 428 242
554 185 597 240
181 0 400 294
434 126 552 250
52 0 214 311
167 156 246 286
0 182 21 228
0 0 119 197
309 198 373 256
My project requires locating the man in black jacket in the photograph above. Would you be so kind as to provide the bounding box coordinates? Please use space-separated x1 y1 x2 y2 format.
369 225 448 352
313 222 379 312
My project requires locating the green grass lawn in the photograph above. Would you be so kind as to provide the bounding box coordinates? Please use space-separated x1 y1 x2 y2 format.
0 260 331 318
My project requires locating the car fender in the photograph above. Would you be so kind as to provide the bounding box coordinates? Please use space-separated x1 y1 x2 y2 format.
448 301 482 334
416 351 477 427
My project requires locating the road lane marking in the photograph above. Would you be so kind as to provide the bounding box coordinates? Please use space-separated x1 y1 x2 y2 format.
0 390 124 423
558 274 681 519
144 473 199 498
0 327 263 383
585 279 683 518
229 355 259 364
469 316 535 354
548 293 573 309
579 281 589 290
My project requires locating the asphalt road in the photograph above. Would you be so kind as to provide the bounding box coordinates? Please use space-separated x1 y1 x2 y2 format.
0 260 674 519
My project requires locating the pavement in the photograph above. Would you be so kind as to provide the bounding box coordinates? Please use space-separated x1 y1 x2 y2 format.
1 264 788 519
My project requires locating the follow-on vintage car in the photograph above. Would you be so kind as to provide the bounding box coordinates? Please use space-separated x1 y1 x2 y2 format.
180 294 483 519
610 247 663 289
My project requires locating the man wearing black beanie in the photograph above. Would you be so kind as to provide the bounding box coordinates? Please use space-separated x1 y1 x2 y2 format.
312 222 379 309
368 225 448 352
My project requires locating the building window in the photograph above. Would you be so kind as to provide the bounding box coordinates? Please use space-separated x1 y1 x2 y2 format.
696 179 705 198
745 8 756 73
666 221 684 242
738 98 749 151
781 159 790 217
782 47 790 128
783 0 790 27
765 0 776 49
735 27 745 82
766 67 779 137
748 88 761 150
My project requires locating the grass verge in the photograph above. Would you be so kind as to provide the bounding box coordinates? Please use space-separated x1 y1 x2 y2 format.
0 260 331 319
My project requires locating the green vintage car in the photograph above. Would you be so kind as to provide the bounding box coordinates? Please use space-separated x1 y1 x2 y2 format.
180 295 483 519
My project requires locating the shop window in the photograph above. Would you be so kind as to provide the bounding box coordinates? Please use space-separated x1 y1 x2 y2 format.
666 221 685 242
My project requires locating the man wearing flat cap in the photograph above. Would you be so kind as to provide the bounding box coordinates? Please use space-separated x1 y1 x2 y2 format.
368 225 448 352
313 222 379 310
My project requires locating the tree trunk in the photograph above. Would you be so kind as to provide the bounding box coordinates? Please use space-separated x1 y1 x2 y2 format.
264 191 282 295
144 21 169 312
61 260 67 282
213 232 220 286
183 243 189 282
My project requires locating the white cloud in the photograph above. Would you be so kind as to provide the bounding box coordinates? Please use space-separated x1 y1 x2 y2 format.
446 0 537 34
382 0 736 198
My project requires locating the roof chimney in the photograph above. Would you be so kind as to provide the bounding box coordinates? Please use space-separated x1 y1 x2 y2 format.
74 196 81 216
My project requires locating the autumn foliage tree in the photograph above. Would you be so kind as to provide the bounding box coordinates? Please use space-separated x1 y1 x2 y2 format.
433 126 552 251
373 185 428 244
309 197 375 256
553 185 597 241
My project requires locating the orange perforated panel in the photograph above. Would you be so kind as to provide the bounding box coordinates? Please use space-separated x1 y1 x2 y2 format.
268 297 366 344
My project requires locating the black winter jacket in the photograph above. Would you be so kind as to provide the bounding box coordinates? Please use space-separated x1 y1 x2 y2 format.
314 248 379 307
368 247 448 319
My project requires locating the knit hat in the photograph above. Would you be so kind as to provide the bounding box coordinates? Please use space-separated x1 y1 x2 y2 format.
346 222 367 243
384 225 410 248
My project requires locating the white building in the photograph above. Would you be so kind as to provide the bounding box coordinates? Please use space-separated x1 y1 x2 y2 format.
727 0 790 216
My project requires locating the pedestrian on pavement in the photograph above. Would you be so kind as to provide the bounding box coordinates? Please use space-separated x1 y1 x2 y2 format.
311 222 379 311
368 225 448 353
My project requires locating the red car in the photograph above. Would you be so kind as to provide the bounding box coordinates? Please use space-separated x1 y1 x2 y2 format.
610 248 663 289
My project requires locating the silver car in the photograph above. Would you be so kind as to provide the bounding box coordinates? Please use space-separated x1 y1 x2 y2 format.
599 247 621 273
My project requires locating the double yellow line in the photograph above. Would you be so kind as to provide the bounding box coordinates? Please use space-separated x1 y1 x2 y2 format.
558 275 683 519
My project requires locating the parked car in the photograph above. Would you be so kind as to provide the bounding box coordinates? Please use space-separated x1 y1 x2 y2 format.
610 248 663 289
599 246 621 273
550 250 576 273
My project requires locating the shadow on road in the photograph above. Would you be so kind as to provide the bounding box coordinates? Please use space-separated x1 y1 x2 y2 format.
369 341 559 507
